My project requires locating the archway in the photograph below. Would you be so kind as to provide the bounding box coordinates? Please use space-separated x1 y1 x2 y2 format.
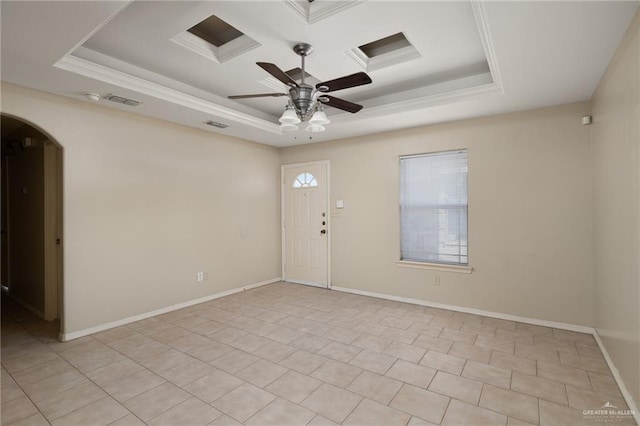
1 114 63 338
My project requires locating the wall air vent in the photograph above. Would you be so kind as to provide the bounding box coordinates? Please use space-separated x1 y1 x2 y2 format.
347 32 421 72
106 94 141 107
205 120 229 129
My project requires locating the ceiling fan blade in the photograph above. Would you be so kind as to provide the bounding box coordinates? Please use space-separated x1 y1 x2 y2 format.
257 62 299 87
228 93 287 99
319 95 363 113
316 72 372 92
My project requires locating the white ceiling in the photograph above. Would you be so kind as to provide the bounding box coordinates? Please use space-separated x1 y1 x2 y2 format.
1 1 638 147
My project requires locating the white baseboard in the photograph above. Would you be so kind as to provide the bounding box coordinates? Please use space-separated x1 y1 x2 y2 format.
330 285 595 334
59 278 281 341
285 279 328 289
593 331 640 425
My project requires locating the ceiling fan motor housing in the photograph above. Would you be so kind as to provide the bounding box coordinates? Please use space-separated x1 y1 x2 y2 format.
290 85 315 119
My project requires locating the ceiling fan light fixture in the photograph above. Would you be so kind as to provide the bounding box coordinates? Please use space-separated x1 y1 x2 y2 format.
309 108 330 125
305 123 325 133
281 123 299 132
279 106 301 124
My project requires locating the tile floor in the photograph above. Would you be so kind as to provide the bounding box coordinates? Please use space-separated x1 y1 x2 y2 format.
1 282 635 426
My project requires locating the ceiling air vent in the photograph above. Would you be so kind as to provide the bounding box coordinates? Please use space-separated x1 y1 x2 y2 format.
205 120 229 129
187 15 243 47
348 32 420 72
172 15 260 64
106 94 141 107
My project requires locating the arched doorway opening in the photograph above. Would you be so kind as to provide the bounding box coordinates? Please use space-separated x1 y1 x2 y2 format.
1 114 63 340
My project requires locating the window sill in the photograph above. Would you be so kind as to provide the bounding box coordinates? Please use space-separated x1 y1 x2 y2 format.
396 260 473 274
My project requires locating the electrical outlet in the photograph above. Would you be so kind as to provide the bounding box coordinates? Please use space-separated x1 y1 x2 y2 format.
434 275 440 286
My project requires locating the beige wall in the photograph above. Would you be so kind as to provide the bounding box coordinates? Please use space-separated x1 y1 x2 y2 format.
591 10 640 409
5 139 46 314
1 83 282 335
281 102 594 327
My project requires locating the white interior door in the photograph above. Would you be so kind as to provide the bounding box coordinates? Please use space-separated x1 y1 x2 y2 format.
283 162 329 288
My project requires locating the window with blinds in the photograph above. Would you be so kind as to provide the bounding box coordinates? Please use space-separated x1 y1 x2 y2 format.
400 150 468 265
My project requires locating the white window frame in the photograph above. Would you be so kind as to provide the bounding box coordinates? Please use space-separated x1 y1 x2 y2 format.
396 149 472 274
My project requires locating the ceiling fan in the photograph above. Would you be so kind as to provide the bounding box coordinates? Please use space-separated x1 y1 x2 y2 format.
228 43 372 132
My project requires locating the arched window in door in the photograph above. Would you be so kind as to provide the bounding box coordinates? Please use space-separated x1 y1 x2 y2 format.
292 172 318 188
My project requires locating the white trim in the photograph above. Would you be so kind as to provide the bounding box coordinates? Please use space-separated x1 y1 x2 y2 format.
471 1 504 92
53 55 281 135
330 285 595 334
285 279 328 289
285 0 362 24
593 331 640 425
170 31 260 64
281 161 331 289
58 277 280 341
396 260 473 274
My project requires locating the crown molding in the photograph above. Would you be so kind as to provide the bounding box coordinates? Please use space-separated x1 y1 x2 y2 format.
54 54 282 135
285 0 364 24
472 0 504 92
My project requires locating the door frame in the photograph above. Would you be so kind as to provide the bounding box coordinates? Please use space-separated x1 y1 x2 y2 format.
281 160 331 289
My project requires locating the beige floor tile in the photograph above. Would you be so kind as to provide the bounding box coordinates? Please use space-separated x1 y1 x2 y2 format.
380 316 414 330
246 398 315 426
85 358 145 387
343 398 411 426
439 328 477 344
183 369 244 403
62 345 126 373
35 381 106 420
323 327 361 344
515 343 559 362
407 416 438 425
347 370 403 404
407 322 443 338
381 328 419 345
11 358 75 387
496 329 534 344
1 379 25 403
449 342 492 363
537 359 592 388
588 371 623 397
51 396 129 426
135 348 193 373
228 334 271 353
308 415 341 426
511 371 568 404
559 352 611 374
158 358 216 387
210 349 259 373
109 414 147 426
209 327 248 344
301 383 363 424
235 359 288 387
430 317 464 330
170 333 214 353
389 384 449 424
147 397 221 426
123 382 190 421
576 342 605 359
351 334 393 352
385 359 436 388
353 322 389 337
489 351 536 375
539 399 588 426
462 360 512 389
279 350 327 374
515 323 553 336
441 399 507 426
420 350 466 375
475 336 516 354
9 413 50 426
349 349 397 374
265 327 306 345
310 360 362 388
429 371 483 404
479 385 539 424
2 349 60 374
208 414 243 426
252 341 297 363
317 341 362 362
1 395 39 425
383 341 427 363
533 335 579 355
266 370 323 403
107 334 156 354
507 417 537 426
552 329 596 345
100 369 166 402
211 382 276 423
413 334 454 353
565 384 628 410
185 341 233 362
290 335 332 352
20 369 88 402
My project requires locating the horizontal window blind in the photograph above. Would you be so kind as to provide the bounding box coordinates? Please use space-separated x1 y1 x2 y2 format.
400 150 468 265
